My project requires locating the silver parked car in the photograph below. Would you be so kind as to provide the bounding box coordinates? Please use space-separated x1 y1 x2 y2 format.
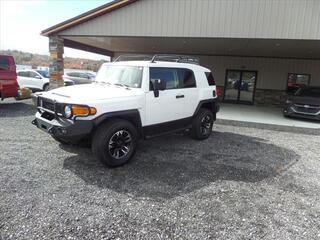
63 71 96 85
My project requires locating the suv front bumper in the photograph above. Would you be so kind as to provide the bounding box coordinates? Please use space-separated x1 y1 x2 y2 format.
32 112 93 142
284 104 320 121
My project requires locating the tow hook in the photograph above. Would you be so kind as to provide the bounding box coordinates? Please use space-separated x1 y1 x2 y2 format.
48 127 54 134
31 119 37 126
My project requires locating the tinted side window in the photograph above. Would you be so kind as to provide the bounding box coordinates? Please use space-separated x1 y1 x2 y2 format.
79 73 90 79
29 71 39 78
18 71 28 77
67 72 79 77
0 58 10 71
179 69 196 88
205 72 215 86
149 68 179 90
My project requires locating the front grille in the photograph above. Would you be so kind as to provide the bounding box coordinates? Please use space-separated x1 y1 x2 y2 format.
38 97 64 116
42 99 54 111
293 104 320 115
39 97 54 112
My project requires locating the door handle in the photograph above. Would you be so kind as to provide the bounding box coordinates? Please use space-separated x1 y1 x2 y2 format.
176 94 185 99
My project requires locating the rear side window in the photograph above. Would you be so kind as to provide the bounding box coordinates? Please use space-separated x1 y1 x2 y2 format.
0 58 10 71
179 69 196 88
149 67 196 90
205 72 215 86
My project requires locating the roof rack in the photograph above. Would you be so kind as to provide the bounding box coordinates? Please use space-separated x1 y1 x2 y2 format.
151 54 200 65
113 54 200 65
113 54 153 62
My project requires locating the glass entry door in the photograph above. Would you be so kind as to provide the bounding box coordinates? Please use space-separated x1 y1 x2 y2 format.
224 70 257 104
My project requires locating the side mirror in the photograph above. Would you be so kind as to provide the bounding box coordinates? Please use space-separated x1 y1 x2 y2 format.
152 79 166 97
35 75 42 79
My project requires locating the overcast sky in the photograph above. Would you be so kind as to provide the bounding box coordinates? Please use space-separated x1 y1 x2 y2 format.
0 0 111 60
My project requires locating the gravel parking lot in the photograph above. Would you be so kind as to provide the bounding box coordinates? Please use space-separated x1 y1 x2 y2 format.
1 99 320 240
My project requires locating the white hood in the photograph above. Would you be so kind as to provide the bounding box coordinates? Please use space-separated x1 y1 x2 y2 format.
41 83 143 103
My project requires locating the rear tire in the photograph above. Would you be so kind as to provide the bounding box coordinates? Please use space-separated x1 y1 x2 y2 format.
92 119 138 167
191 108 214 140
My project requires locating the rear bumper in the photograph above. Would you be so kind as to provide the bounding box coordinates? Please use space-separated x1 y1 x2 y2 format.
0 87 18 99
32 112 93 142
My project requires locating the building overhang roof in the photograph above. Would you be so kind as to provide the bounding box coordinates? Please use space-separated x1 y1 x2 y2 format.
41 0 320 59
41 0 137 37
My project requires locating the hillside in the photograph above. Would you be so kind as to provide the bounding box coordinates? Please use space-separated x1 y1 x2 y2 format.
0 49 107 72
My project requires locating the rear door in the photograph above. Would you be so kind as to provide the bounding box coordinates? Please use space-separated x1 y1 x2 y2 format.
27 71 43 90
66 72 81 84
145 67 198 127
17 71 29 88
78 73 91 84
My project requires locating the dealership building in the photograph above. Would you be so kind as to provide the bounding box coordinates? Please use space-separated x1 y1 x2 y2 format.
42 0 320 105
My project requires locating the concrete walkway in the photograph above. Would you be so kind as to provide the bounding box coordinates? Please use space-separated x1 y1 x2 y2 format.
218 103 320 129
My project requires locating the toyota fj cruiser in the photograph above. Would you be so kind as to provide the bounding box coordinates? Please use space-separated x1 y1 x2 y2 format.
32 55 219 167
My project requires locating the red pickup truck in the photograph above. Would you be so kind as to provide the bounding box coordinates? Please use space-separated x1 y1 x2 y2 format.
0 55 19 100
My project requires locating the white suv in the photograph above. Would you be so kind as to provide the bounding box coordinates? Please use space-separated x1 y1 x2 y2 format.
32 55 219 167
17 69 74 91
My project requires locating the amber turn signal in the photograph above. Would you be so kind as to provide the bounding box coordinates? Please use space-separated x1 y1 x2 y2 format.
71 105 97 116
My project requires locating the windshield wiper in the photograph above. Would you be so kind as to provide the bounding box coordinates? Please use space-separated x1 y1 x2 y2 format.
114 83 131 88
95 81 111 85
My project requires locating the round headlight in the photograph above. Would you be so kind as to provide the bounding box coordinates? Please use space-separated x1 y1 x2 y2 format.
64 105 72 118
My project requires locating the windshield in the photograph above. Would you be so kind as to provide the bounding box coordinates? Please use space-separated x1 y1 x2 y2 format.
95 65 143 88
36 70 49 78
295 87 320 98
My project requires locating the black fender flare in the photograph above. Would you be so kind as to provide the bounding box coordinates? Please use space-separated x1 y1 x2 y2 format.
92 109 143 136
193 99 219 120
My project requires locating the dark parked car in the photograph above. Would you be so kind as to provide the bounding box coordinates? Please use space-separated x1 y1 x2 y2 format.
283 86 320 120
63 71 96 85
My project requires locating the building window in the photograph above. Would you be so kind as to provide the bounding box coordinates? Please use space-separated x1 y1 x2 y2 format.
287 73 310 94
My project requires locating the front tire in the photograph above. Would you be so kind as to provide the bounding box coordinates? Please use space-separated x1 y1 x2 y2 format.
92 119 138 167
191 108 214 140
43 83 49 91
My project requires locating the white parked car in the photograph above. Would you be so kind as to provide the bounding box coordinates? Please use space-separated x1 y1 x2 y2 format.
32 55 219 167
17 70 75 91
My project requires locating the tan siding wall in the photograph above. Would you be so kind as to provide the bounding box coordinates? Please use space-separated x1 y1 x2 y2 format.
113 52 320 90
199 56 320 90
61 0 320 40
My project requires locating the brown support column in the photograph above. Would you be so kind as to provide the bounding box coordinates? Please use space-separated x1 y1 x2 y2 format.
49 36 64 89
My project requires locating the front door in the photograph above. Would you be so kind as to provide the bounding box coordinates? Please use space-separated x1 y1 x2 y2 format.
223 70 257 104
145 67 198 133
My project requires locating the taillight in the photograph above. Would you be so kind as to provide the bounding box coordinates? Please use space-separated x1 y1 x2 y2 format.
216 87 222 97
